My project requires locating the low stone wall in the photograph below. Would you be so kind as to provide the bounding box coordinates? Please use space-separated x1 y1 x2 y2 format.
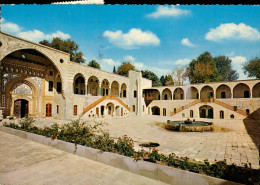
0 126 242 185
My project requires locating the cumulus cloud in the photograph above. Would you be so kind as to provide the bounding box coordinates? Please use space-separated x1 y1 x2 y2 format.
124 55 135 61
181 38 196 47
147 5 191 18
230 56 247 64
1 18 21 33
174 58 191 65
205 23 260 42
103 28 160 49
1 18 70 42
133 62 145 69
102 58 120 66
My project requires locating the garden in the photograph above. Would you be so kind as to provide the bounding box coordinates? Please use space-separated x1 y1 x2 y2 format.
3 117 259 185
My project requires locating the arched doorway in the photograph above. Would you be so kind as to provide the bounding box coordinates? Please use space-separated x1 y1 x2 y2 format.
162 88 172 100
46 103 52 117
111 81 119 96
101 79 110 96
14 99 29 118
151 106 160 115
200 86 214 99
186 86 199 99
199 105 213 119
74 74 85 95
106 103 114 116
120 83 127 98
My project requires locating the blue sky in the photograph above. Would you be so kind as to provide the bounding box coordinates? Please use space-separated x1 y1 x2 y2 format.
1 5 260 80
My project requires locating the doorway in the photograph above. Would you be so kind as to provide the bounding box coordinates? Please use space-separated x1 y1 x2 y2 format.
46 103 52 117
14 99 29 118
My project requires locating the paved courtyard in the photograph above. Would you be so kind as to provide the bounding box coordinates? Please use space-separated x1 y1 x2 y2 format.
2 116 259 169
0 131 167 185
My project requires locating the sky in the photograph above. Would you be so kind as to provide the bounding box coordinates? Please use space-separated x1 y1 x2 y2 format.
1 5 260 81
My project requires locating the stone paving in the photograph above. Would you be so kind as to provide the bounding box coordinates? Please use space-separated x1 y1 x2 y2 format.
0 131 168 185
2 116 259 169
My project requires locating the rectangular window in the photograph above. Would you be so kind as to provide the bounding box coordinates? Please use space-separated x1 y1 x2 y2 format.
132 105 135 112
143 105 145 112
49 81 53 91
190 110 193 118
134 90 137 98
57 105 59 114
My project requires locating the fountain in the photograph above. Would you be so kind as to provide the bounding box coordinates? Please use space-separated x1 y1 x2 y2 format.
165 118 214 132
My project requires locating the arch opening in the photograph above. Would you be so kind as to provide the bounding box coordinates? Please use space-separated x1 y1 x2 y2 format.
87 76 99 96
151 106 160 115
200 86 214 99
252 82 260 98
173 88 184 100
186 86 199 99
233 83 250 98
199 105 213 119
216 84 231 99
162 88 172 100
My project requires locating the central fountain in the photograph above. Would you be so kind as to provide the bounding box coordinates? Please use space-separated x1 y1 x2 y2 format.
165 118 214 132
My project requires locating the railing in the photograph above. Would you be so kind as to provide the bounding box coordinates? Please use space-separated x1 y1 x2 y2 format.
213 99 247 116
170 99 200 116
82 95 130 115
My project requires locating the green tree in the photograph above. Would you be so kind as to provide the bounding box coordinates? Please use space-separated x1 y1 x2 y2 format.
160 75 167 86
39 37 85 64
186 51 218 83
243 57 260 78
165 75 174 86
214 56 238 81
117 62 135 77
87 60 100 69
141 70 162 87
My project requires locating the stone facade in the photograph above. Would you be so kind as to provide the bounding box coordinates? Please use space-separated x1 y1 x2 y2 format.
0 31 259 120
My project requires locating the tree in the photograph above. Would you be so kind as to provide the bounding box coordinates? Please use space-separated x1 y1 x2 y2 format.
214 56 238 81
243 57 260 79
171 65 186 86
141 70 162 87
39 37 85 64
113 66 116 73
186 51 218 83
87 60 100 69
165 75 174 86
117 62 135 77
160 75 167 86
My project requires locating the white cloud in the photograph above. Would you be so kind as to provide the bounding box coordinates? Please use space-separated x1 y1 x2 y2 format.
181 38 196 47
147 5 191 18
133 62 145 69
17 30 70 42
102 58 120 66
103 28 160 49
205 23 260 42
1 18 70 43
230 56 247 64
174 58 191 65
124 55 135 61
1 18 21 33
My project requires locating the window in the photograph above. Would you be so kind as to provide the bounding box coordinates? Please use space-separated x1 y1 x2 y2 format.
221 92 226 98
246 109 250 114
60 59 64 63
57 105 59 114
49 81 53 91
220 111 224 119
143 105 145 112
132 105 135 112
57 82 62 93
164 94 167 100
49 71 53 76
74 105 77 116
134 90 137 98
190 110 193 118
46 104 52 117
233 106 237 111
230 114 234 119
123 90 126 98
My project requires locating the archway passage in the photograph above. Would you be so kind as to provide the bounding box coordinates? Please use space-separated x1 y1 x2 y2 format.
233 83 250 98
74 75 85 95
101 79 110 96
200 86 214 99
199 105 213 119
162 88 172 100
111 81 119 97
14 99 29 118
87 76 99 96
173 88 184 100
151 106 160 115
252 82 260 98
216 84 231 99
186 86 199 99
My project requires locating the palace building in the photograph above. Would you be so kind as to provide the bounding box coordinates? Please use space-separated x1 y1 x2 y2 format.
0 31 259 120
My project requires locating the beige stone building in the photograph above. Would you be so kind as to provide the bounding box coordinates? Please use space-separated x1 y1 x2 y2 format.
1 31 259 120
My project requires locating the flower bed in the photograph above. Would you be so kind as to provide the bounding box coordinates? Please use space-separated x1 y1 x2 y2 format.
2 118 259 185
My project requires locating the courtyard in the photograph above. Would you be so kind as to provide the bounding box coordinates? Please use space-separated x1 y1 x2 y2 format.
12 116 259 170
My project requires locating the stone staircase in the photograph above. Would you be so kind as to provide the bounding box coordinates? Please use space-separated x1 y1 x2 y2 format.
82 95 130 115
170 98 247 117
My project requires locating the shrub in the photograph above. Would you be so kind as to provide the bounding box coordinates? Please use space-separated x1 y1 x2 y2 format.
114 135 135 157
18 117 35 130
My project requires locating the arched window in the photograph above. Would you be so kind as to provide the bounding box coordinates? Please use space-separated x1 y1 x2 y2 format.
57 105 59 114
132 105 135 112
190 110 193 118
57 82 62 93
74 105 77 116
163 108 166 116
246 109 250 114
230 114 234 119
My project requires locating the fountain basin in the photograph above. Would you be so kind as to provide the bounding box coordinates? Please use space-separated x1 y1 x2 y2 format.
165 120 213 132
